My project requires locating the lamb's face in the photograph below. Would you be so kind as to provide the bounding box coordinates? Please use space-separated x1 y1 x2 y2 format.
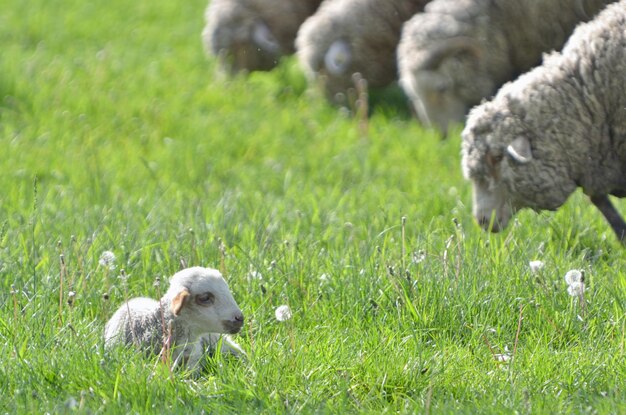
169 267 244 336
462 103 576 232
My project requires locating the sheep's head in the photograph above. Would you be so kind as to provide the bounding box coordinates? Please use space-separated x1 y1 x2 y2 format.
203 2 283 73
167 267 244 336
461 100 576 232
399 14 511 136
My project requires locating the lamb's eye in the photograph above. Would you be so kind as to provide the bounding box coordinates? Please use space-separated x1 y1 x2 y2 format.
195 292 215 306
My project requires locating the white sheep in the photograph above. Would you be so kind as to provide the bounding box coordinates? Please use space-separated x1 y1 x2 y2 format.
296 0 428 103
461 0 626 243
397 0 615 136
203 0 323 73
104 267 244 370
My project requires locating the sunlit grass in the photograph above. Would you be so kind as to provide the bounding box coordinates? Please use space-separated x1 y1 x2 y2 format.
0 0 624 413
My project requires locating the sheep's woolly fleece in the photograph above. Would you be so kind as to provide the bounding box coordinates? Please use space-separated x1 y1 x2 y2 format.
397 0 615 134
203 0 323 73
296 0 428 101
461 0 626 241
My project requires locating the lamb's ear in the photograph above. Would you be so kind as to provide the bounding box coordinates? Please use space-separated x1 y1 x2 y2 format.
507 136 532 164
171 288 190 316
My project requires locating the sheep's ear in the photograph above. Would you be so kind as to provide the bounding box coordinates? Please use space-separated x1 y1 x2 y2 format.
421 37 481 69
507 136 532 164
252 21 280 53
324 40 351 76
171 289 190 316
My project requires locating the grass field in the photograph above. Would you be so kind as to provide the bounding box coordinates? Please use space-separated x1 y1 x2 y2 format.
1 0 625 413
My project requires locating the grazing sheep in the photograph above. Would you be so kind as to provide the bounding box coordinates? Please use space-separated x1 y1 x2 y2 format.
203 0 324 73
104 267 245 370
296 0 428 103
397 0 615 135
461 0 626 243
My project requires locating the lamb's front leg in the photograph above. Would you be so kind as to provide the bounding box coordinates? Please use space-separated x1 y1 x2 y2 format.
590 194 626 243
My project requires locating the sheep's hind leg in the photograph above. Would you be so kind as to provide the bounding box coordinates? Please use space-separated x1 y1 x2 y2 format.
590 195 626 244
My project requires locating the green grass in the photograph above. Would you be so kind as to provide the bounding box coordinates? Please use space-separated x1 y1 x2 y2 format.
1 0 625 413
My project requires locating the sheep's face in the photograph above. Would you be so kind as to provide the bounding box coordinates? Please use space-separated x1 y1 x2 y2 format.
461 104 575 232
169 267 244 336
405 41 494 136
206 18 282 73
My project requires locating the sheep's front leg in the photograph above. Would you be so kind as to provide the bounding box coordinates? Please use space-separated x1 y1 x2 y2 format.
590 194 626 243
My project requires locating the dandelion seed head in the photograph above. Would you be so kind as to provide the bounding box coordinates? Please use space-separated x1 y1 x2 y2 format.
494 353 512 363
247 270 263 281
68 291 76 298
564 269 583 285
99 251 116 270
529 260 544 273
567 281 585 297
412 250 426 264
275 305 292 322
319 273 329 282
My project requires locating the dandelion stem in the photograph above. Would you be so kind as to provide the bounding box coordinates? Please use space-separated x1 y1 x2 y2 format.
512 304 525 360
482 332 497 359
59 254 66 326
11 285 19 323
401 216 406 272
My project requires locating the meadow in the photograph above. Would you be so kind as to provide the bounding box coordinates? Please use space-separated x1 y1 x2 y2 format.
1 0 624 413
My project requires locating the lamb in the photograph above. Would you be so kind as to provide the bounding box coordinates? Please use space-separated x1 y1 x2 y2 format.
202 0 324 73
461 0 626 243
295 0 428 103
104 266 245 370
397 0 615 136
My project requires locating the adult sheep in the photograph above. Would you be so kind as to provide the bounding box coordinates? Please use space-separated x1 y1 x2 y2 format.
397 0 615 136
296 0 428 103
461 0 626 244
203 0 323 73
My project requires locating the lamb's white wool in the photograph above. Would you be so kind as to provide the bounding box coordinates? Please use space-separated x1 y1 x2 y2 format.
104 266 244 370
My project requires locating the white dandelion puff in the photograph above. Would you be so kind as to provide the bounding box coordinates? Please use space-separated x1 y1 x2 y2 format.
275 305 292 322
494 353 512 363
412 250 426 264
247 270 263 281
319 273 329 282
564 269 583 285
99 251 116 270
567 281 586 297
529 260 544 273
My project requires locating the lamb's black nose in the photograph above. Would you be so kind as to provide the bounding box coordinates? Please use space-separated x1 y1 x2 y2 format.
222 313 244 334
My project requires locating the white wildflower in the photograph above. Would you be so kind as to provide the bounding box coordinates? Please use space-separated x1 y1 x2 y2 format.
564 269 583 285
412 250 426 264
567 281 586 297
494 353 512 363
319 273 329 282
247 270 263 281
99 251 116 270
275 305 292 322
529 260 544 273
